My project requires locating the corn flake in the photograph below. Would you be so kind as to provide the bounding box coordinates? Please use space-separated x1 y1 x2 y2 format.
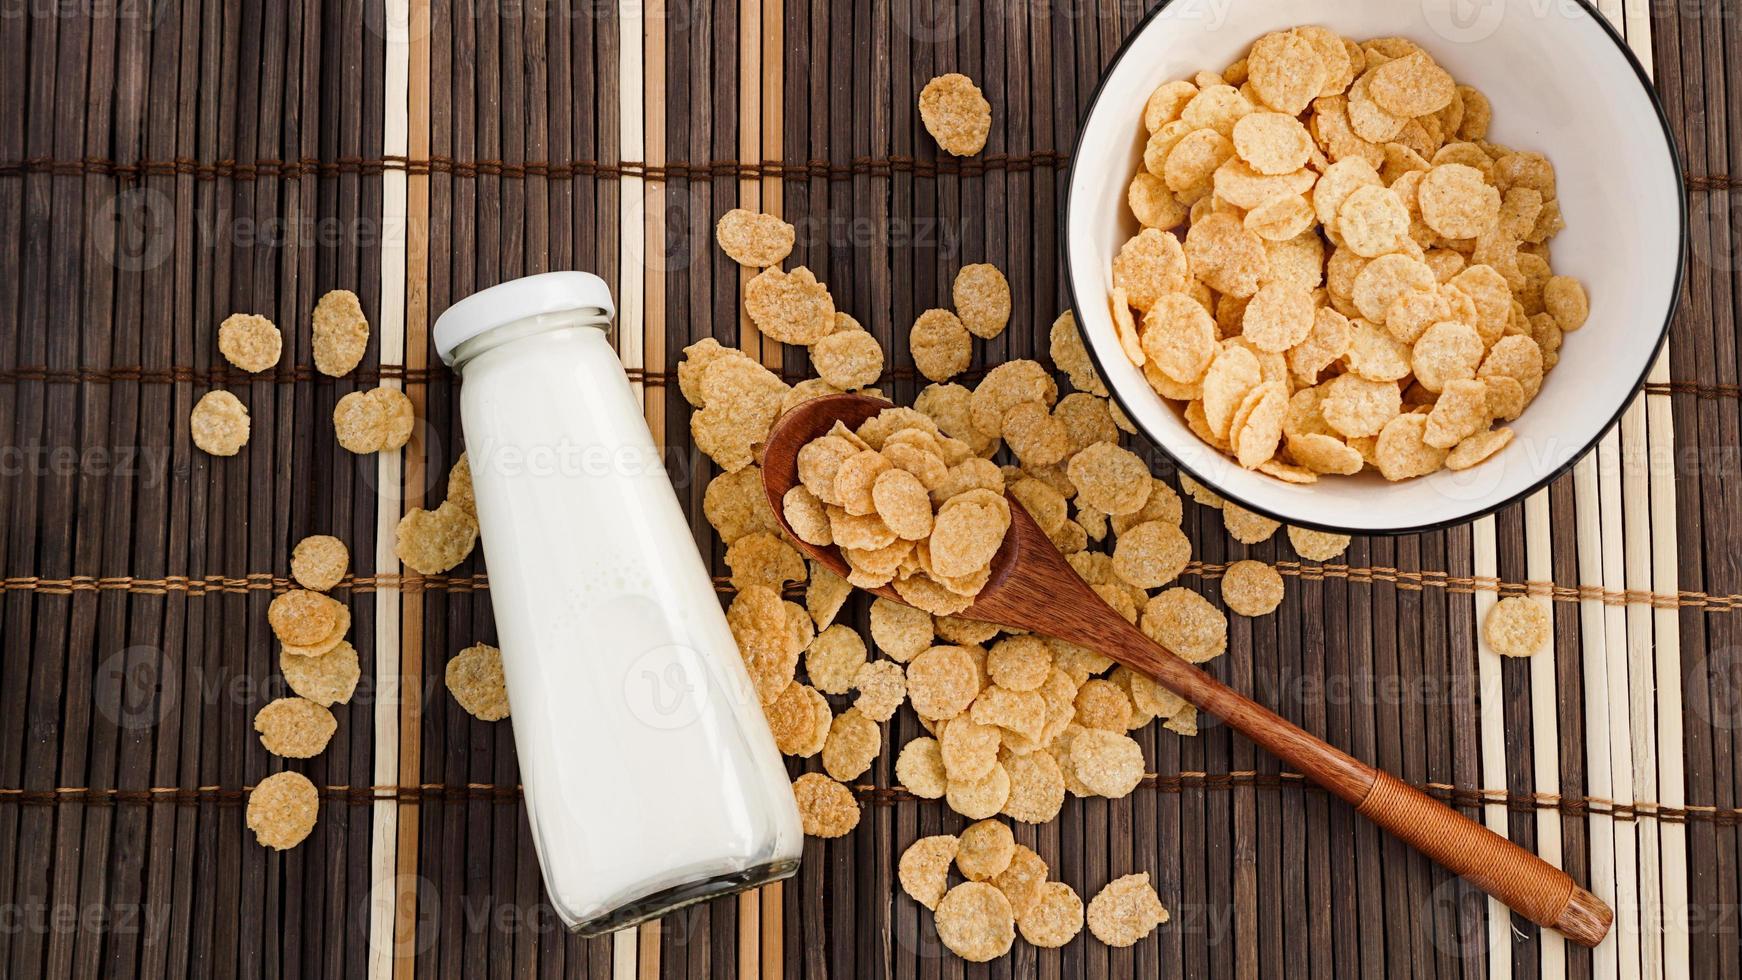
910 308 972 382
1485 595 1550 657
247 771 320 850
254 696 337 758
793 772 860 838
744 266 836 345
1087 873 1169 947
919 74 992 157
280 640 360 707
191 390 251 456
715 209 796 268
312 289 370 377
935 882 1016 962
900 835 959 909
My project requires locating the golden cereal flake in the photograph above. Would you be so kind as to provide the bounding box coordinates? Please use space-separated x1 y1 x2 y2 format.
312 289 370 377
1232 111 1313 176
869 597 933 663
1019 882 1085 948
254 697 337 758
804 625 867 696
941 716 1002 782
909 308 972 382
1287 526 1351 561
191 390 251 456
395 500 479 575
1128 172 1189 231
1222 500 1280 545
822 705 882 781
1001 751 1066 824
279 640 360 708
929 490 1011 579
1074 678 1134 732
896 736 950 799
1112 520 1191 590
852 660 908 722
956 818 1016 881
970 360 1057 437
331 387 411 454
217 313 283 373
1374 413 1448 481
246 771 320 850
810 328 884 390
269 589 347 648
970 686 1048 744
1086 873 1169 947
1485 595 1551 657
725 531 807 592
729 586 803 704
946 762 1011 819
1064 443 1150 517
994 844 1049 917
678 338 741 407
953 263 1011 339
290 535 349 592
1142 587 1228 663
445 642 510 720
1185 212 1267 298
714 208 797 268
744 266 836 346
907 645 981 720
806 562 853 630
1419 163 1501 240
1369 51 1456 118
1248 30 1329 116
793 772 861 838
1424 378 1491 450
1446 426 1515 470
1222 559 1284 617
1112 229 1190 311
1141 293 1218 385
899 835 959 909
1543 276 1589 331
692 356 789 472
919 73 992 156
447 452 476 517
872 468 934 541
986 635 1052 692
782 486 833 549
1048 312 1109 399
708 466 780 544
765 682 821 755
934 882 1016 962
1069 727 1145 798
1320 372 1402 439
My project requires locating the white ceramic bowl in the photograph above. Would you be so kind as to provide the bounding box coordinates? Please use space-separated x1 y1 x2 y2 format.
1064 0 1684 534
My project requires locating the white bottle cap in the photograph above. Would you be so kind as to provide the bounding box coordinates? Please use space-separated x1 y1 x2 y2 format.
433 271 616 365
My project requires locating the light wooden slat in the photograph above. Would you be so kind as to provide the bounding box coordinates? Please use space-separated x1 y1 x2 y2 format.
368 0 413 975
1596 428 1641 978
1573 452 1619 980
1471 515 1514 979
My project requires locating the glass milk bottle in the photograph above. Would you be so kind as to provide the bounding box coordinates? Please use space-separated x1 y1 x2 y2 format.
434 272 803 934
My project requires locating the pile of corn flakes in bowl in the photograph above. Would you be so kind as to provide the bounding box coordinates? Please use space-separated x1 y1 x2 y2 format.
1064 14 1683 534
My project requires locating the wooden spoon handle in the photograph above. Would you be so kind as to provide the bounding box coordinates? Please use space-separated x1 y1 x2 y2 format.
1068 613 1612 948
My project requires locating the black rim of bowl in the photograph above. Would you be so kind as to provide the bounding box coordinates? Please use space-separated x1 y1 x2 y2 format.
1060 0 1688 537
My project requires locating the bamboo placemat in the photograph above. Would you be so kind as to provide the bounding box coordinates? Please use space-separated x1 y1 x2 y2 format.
0 1 1737 977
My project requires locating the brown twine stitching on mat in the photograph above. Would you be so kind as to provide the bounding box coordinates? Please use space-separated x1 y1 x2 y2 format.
8 565 1738 611
0 153 1072 183
2 776 1732 825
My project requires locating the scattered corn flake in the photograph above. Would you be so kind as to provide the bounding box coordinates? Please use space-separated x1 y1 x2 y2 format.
953 263 1012 339
726 531 807 592
1184 212 1267 298
896 736 949 799
1019 881 1085 948
821 706 882 781
872 468 935 541
1112 229 1190 311
1074 678 1135 732
246 771 320 850
218 313 282 373
907 645 982 720
935 881 1016 962
993 844 1050 918
1063 443 1150 517
810 328 885 390
805 625 868 696
1419 163 1500 240
941 716 1003 782
270 589 346 648
1424 378 1490 449
254 696 337 758
899 835 959 909
1087 873 1169 947
332 387 414 454
1048 312 1108 398
744 266 836 346
1485 595 1551 657
1287 526 1351 561
1447 426 1515 470
444 642 510 720
971 360 1057 437
1232 111 1313 175
290 535 349 593
867 597 930 662
446 452 476 518
806 562 853 630
782 485 833 547
1222 559 1285 617
986 635 1052 692
1112 520 1192 591
945 762 1011 819
1069 728 1145 798
1002 751 1066 823
919 73 992 157
1180 84 1255 138
910 308 972 382
793 772 861 838
1543 275 1588 331
1142 587 1228 663
765 681 823 755
191 390 251 456
279 638 360 707
729 586 803 704
312 289 370 377
894 572 976 616
395 500 479 575
715 208 796 268
929 491 1011 579
956 818 1016 881
852 659 908 723
1222 500 1280 545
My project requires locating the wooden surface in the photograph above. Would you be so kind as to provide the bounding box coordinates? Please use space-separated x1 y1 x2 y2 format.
0 1 1738 977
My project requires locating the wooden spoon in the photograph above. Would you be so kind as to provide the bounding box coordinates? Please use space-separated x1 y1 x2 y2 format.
761 393 1612 948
